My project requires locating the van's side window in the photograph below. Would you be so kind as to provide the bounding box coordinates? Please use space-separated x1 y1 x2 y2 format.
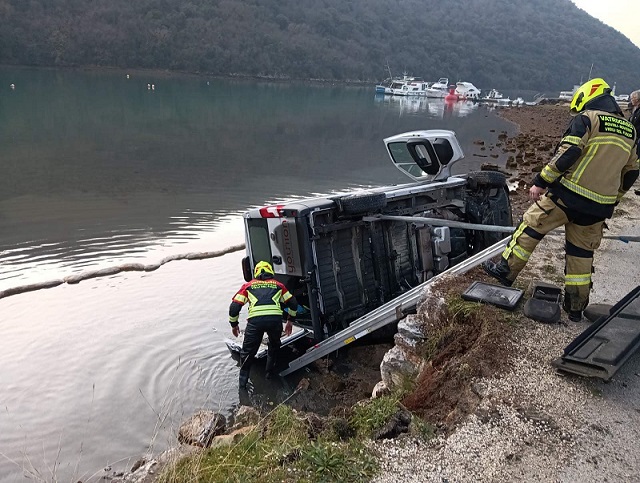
247 219 272 267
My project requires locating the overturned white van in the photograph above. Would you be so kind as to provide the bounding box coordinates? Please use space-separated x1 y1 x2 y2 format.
240 130 512 342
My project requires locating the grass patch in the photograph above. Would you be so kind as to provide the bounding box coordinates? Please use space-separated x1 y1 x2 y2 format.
349 394 401 438
160 404 379 483
446 296 482 319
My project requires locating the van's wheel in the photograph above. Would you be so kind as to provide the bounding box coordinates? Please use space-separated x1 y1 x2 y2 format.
465 171 513 252
466 170 508 190
338 192 387 215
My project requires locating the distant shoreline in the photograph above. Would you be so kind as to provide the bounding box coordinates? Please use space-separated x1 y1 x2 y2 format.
0 62 373 87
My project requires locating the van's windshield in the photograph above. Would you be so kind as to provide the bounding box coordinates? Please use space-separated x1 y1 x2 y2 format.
247 218 272 266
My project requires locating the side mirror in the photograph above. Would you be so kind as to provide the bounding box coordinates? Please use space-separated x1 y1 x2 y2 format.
241 256 252 282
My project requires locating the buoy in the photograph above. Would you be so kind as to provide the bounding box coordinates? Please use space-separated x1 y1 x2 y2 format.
10 83 15 89
147 83 151 89
151 84 155 90
126 74 130 79
445 86 458 102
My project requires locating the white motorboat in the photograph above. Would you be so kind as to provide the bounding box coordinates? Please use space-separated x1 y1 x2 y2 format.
559 85 579 101
455 81 481 99
480 89 505 103
426 77 450 98
386 75 429 96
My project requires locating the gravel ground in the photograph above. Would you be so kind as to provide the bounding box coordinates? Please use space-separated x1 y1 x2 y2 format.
372 108 640 483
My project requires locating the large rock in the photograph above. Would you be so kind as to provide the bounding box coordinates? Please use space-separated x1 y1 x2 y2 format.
178 410 226 447
233 405 261 428
380 345 426 390
379 282 448 391
395 315 428 348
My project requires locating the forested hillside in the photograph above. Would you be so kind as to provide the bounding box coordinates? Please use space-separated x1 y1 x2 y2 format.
1 0 639 92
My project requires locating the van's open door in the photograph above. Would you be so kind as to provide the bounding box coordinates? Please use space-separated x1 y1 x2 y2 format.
383 130 464 182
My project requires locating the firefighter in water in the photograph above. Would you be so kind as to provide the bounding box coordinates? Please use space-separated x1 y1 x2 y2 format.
484 78 639 321
229 260 298 389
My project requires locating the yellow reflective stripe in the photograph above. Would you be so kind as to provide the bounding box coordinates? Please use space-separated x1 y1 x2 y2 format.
233 294 247 304
229 315 239 323
562 135 582 146
570 143 597 182
512 245 531 262
248 305 283 317
565 273 592 286
589 135 633 154
285 307 296 316
281 291 292 302
541 165 562 183
502 222 527 259
572 137 632 183
559 178 617 204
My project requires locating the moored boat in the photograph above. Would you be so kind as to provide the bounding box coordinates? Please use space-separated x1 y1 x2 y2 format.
387 75 428 96
454 81 481 100
558 85 579 101
425 77 449 98
480 88 505 103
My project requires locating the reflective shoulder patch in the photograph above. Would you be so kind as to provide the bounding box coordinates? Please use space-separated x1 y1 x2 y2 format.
597 115 635 139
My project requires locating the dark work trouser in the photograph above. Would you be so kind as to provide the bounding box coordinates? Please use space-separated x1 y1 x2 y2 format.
501 195 604 312
239 316 282 386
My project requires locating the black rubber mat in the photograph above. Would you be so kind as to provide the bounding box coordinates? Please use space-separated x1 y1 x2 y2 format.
462 281 523 310
553 285 640 380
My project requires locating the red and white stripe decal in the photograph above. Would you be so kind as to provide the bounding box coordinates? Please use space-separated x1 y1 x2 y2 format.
259 205 285 218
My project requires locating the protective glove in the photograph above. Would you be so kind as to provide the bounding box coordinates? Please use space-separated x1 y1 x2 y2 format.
232 326 240 338
284 320 293 337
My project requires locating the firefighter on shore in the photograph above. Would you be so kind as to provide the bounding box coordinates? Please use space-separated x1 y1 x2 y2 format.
229 260 298 389
484 78 639 321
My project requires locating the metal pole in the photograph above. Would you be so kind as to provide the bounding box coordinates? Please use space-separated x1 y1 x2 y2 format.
363 215 516 233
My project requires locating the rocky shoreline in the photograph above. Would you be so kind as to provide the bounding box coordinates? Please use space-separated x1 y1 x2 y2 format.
110 103 640 482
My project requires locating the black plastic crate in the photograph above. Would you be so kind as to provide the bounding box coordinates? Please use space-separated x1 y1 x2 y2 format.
462 281 524 310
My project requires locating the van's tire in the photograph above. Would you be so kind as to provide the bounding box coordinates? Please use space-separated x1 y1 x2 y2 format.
466 170 507 190
338 192 387 215
465 173 513 252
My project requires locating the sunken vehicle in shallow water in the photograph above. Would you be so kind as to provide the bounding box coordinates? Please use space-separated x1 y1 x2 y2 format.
240 130 512 341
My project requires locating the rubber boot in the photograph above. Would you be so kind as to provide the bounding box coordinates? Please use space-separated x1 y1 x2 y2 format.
239 369 250 390
482 258 513 287
265 355 276 380
563 292 584 322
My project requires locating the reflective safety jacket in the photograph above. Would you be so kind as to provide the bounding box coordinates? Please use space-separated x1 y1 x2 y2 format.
228 276 298 326
533 97 639 219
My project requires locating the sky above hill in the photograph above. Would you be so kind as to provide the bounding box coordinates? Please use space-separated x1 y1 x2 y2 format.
571 0 640 48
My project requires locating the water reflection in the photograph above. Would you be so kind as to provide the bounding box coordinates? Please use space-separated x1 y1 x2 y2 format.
374 93 479 118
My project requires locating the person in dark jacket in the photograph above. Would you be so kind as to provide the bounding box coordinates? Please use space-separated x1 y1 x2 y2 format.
629 90 640 132
229 260 298 389
484 78 639 321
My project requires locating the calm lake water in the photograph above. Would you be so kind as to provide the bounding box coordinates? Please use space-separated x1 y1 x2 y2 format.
0 66 515 481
